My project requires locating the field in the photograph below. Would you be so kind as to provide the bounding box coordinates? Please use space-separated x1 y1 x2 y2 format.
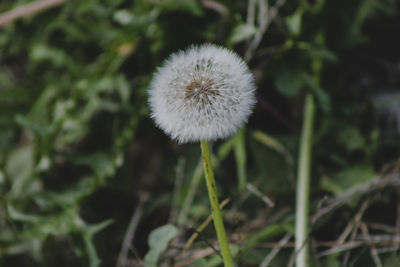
1 0 400 266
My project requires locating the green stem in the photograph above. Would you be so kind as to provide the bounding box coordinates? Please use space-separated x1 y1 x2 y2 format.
234 128 247 193
295 93 315 267
200 140 234 267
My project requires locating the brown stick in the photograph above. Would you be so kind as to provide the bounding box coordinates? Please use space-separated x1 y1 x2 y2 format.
311 173 400 225
174 198 230 267
244 0 286 62
116 193 149 267
0 0 65 27
260 234 291 267
360 222 383 267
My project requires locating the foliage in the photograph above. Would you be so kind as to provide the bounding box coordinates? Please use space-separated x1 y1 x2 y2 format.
144 224 178 267
0 0 399 266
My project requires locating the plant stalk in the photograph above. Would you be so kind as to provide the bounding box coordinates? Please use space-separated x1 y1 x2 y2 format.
200 139 234 267
295 93 315 267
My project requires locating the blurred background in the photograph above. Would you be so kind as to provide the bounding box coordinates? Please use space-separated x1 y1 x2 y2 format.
0 0 400 266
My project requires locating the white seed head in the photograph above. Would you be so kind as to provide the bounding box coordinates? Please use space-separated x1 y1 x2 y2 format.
148 44 256 143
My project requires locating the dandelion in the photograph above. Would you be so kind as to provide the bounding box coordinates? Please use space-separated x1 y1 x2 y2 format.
149 44 256 267
149 44 256 143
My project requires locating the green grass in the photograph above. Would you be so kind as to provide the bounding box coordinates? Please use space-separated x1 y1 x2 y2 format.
1 0 399 266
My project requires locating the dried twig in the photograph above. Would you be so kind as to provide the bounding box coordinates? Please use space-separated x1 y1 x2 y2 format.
394 190 400 254
287 231 311 267
0 0 65 27
375 246 400 254
174 247 218 267
169 157 186 224
201 0 228 17
358 234 400 243
247 183 275 207
177 158 203 227
116 193 149 267
260 234 291 267
367 222 397 234
341 227 359 267
310 163 400 264
311 173 400 225
244 0 268 62
339 199 371 267
246 0 256 25
318 234 400 258
317 242 363 257
174 198 230 266
313 198 370 265
360 222 383 267
337 198 370 245
244 0 286 61
257 238 400 249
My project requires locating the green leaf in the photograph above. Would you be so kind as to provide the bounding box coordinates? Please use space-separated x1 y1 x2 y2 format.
74 152 117 183
285 9 303 36
113 10 133 25
216 136 235 164
15 115 46 137
297 41 337 62
228 23 257 45
322 255 341 267
322 163 376 194
157 0 203 16
337 126 365 152
28 85 59 125
193 258 209 267
250 138 292 193
5 145 36 199
30 44 77 71
245 224 288 249
252 130 295 166
275 67 305 96
349 0 397 45
83 219 114 267
144 224 178 267
55 117 89 147
383 254 400 267
302 73 331 112
7 205 43 224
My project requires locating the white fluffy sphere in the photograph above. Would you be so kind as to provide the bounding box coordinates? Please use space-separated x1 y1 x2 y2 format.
149 44 256 143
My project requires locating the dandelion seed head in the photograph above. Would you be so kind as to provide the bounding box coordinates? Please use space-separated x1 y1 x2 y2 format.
149 44 256 143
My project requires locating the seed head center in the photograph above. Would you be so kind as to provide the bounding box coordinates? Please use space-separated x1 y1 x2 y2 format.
184 78 219 104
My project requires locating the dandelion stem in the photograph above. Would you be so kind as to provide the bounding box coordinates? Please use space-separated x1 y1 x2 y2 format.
295 93 315 267
200 140 234 267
